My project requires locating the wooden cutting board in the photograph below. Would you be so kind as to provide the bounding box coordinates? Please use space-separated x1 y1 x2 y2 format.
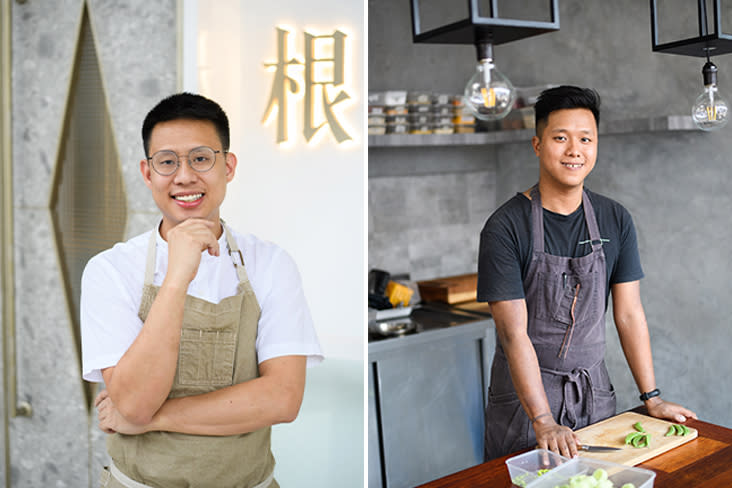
417 273 477 304
575 412 697 466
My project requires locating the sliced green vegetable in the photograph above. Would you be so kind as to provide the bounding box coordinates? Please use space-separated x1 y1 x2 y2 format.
593 468 608 481
624 422 652 448
551 472 636 488
665 423 690 437
512 468 552 487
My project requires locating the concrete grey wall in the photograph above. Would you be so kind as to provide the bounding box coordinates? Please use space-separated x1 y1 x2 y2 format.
3 1 175 486
368 0 732 428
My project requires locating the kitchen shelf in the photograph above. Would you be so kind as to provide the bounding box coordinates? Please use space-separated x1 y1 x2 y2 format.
368 115 697 147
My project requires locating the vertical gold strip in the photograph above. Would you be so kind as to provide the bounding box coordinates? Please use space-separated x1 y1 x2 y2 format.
1 0 14 485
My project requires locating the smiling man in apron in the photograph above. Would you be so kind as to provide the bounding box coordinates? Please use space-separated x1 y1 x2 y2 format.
80 93 323 487
477 86 696 461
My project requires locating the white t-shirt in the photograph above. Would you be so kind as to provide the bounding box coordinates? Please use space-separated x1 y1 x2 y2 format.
81 223 323 383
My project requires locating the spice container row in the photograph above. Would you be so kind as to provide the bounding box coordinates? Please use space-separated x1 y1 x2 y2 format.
368 91 476 135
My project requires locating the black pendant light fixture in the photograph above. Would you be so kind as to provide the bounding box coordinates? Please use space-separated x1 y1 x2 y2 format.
409 0 560 121
651 0 731 130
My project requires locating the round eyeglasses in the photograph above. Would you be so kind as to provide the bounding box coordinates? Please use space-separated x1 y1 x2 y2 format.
146 146 222 176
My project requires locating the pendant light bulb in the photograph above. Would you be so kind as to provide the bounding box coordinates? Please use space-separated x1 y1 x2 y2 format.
463 43 516 121
692 60 729 131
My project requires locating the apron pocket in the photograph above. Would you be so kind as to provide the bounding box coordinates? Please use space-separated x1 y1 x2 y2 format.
535 271 601 327
178 328 237 387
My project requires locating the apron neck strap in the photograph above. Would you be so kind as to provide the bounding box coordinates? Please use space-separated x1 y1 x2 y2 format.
580 192 603 251
530 185 603 253
529 186 545 253
220 219 251 285
143 225 158 286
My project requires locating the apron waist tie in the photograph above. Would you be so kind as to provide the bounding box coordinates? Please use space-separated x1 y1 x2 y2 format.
540 365 595 429
108 462 275 488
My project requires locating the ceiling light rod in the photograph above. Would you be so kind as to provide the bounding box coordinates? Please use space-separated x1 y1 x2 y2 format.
697 0 709 38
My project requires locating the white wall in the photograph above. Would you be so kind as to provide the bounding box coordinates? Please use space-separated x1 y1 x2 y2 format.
190 0 364 361
182 1 365 486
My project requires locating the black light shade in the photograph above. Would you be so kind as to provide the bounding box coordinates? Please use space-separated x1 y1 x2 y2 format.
651 0 732 57
410 0 559 45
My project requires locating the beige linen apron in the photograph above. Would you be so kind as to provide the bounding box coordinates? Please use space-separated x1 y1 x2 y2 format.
101 222 277 488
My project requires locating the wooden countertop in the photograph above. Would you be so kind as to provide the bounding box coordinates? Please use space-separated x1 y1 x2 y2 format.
416 414 732 487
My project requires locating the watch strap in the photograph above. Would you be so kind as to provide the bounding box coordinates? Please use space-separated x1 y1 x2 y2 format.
639 388 660 402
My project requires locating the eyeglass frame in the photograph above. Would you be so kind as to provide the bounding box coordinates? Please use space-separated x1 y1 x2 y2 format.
145 146 224 176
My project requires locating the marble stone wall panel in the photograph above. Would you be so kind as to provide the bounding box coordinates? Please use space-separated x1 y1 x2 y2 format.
8 0 178 485
89 406 111 486
0 290 4 486
11 0 84 209
11 208 88 487
86 0 178 224
126 210 162 239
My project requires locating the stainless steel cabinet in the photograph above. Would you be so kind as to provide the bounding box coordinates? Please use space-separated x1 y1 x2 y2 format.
368 321 492 488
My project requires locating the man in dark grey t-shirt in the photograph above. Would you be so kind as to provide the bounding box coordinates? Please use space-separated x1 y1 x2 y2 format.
477 85 696 461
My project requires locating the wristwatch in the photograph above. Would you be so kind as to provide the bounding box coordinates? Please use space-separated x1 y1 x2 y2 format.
639 388 660 402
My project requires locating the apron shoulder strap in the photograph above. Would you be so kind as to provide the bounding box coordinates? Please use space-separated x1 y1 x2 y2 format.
529 185 545 254
144 227 158 286
581 190 603 251
221 219 252 286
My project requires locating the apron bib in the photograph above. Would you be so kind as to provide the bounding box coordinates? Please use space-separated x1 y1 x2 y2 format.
104 222 278 488
484 187 616 460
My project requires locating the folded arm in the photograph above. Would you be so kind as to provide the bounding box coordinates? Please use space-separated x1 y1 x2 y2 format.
100 219 222 425
97 355 306 436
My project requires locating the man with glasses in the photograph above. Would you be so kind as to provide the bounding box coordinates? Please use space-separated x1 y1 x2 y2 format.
80 93 322 487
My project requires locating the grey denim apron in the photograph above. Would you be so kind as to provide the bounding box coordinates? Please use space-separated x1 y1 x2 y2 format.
484 186 616 460
102 222 278 488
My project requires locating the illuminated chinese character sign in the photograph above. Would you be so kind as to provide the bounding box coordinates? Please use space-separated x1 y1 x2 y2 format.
262 27 352 145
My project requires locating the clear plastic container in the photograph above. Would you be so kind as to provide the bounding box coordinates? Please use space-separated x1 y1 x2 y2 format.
506 452 657 488
505 450 569 487
531 457 655 488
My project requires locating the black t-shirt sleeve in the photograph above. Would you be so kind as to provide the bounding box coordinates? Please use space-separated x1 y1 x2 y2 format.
477 200 527 302
609 205 644 284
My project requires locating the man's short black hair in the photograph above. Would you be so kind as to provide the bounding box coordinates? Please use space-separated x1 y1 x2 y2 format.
534 85 601 135
142 92 230 155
